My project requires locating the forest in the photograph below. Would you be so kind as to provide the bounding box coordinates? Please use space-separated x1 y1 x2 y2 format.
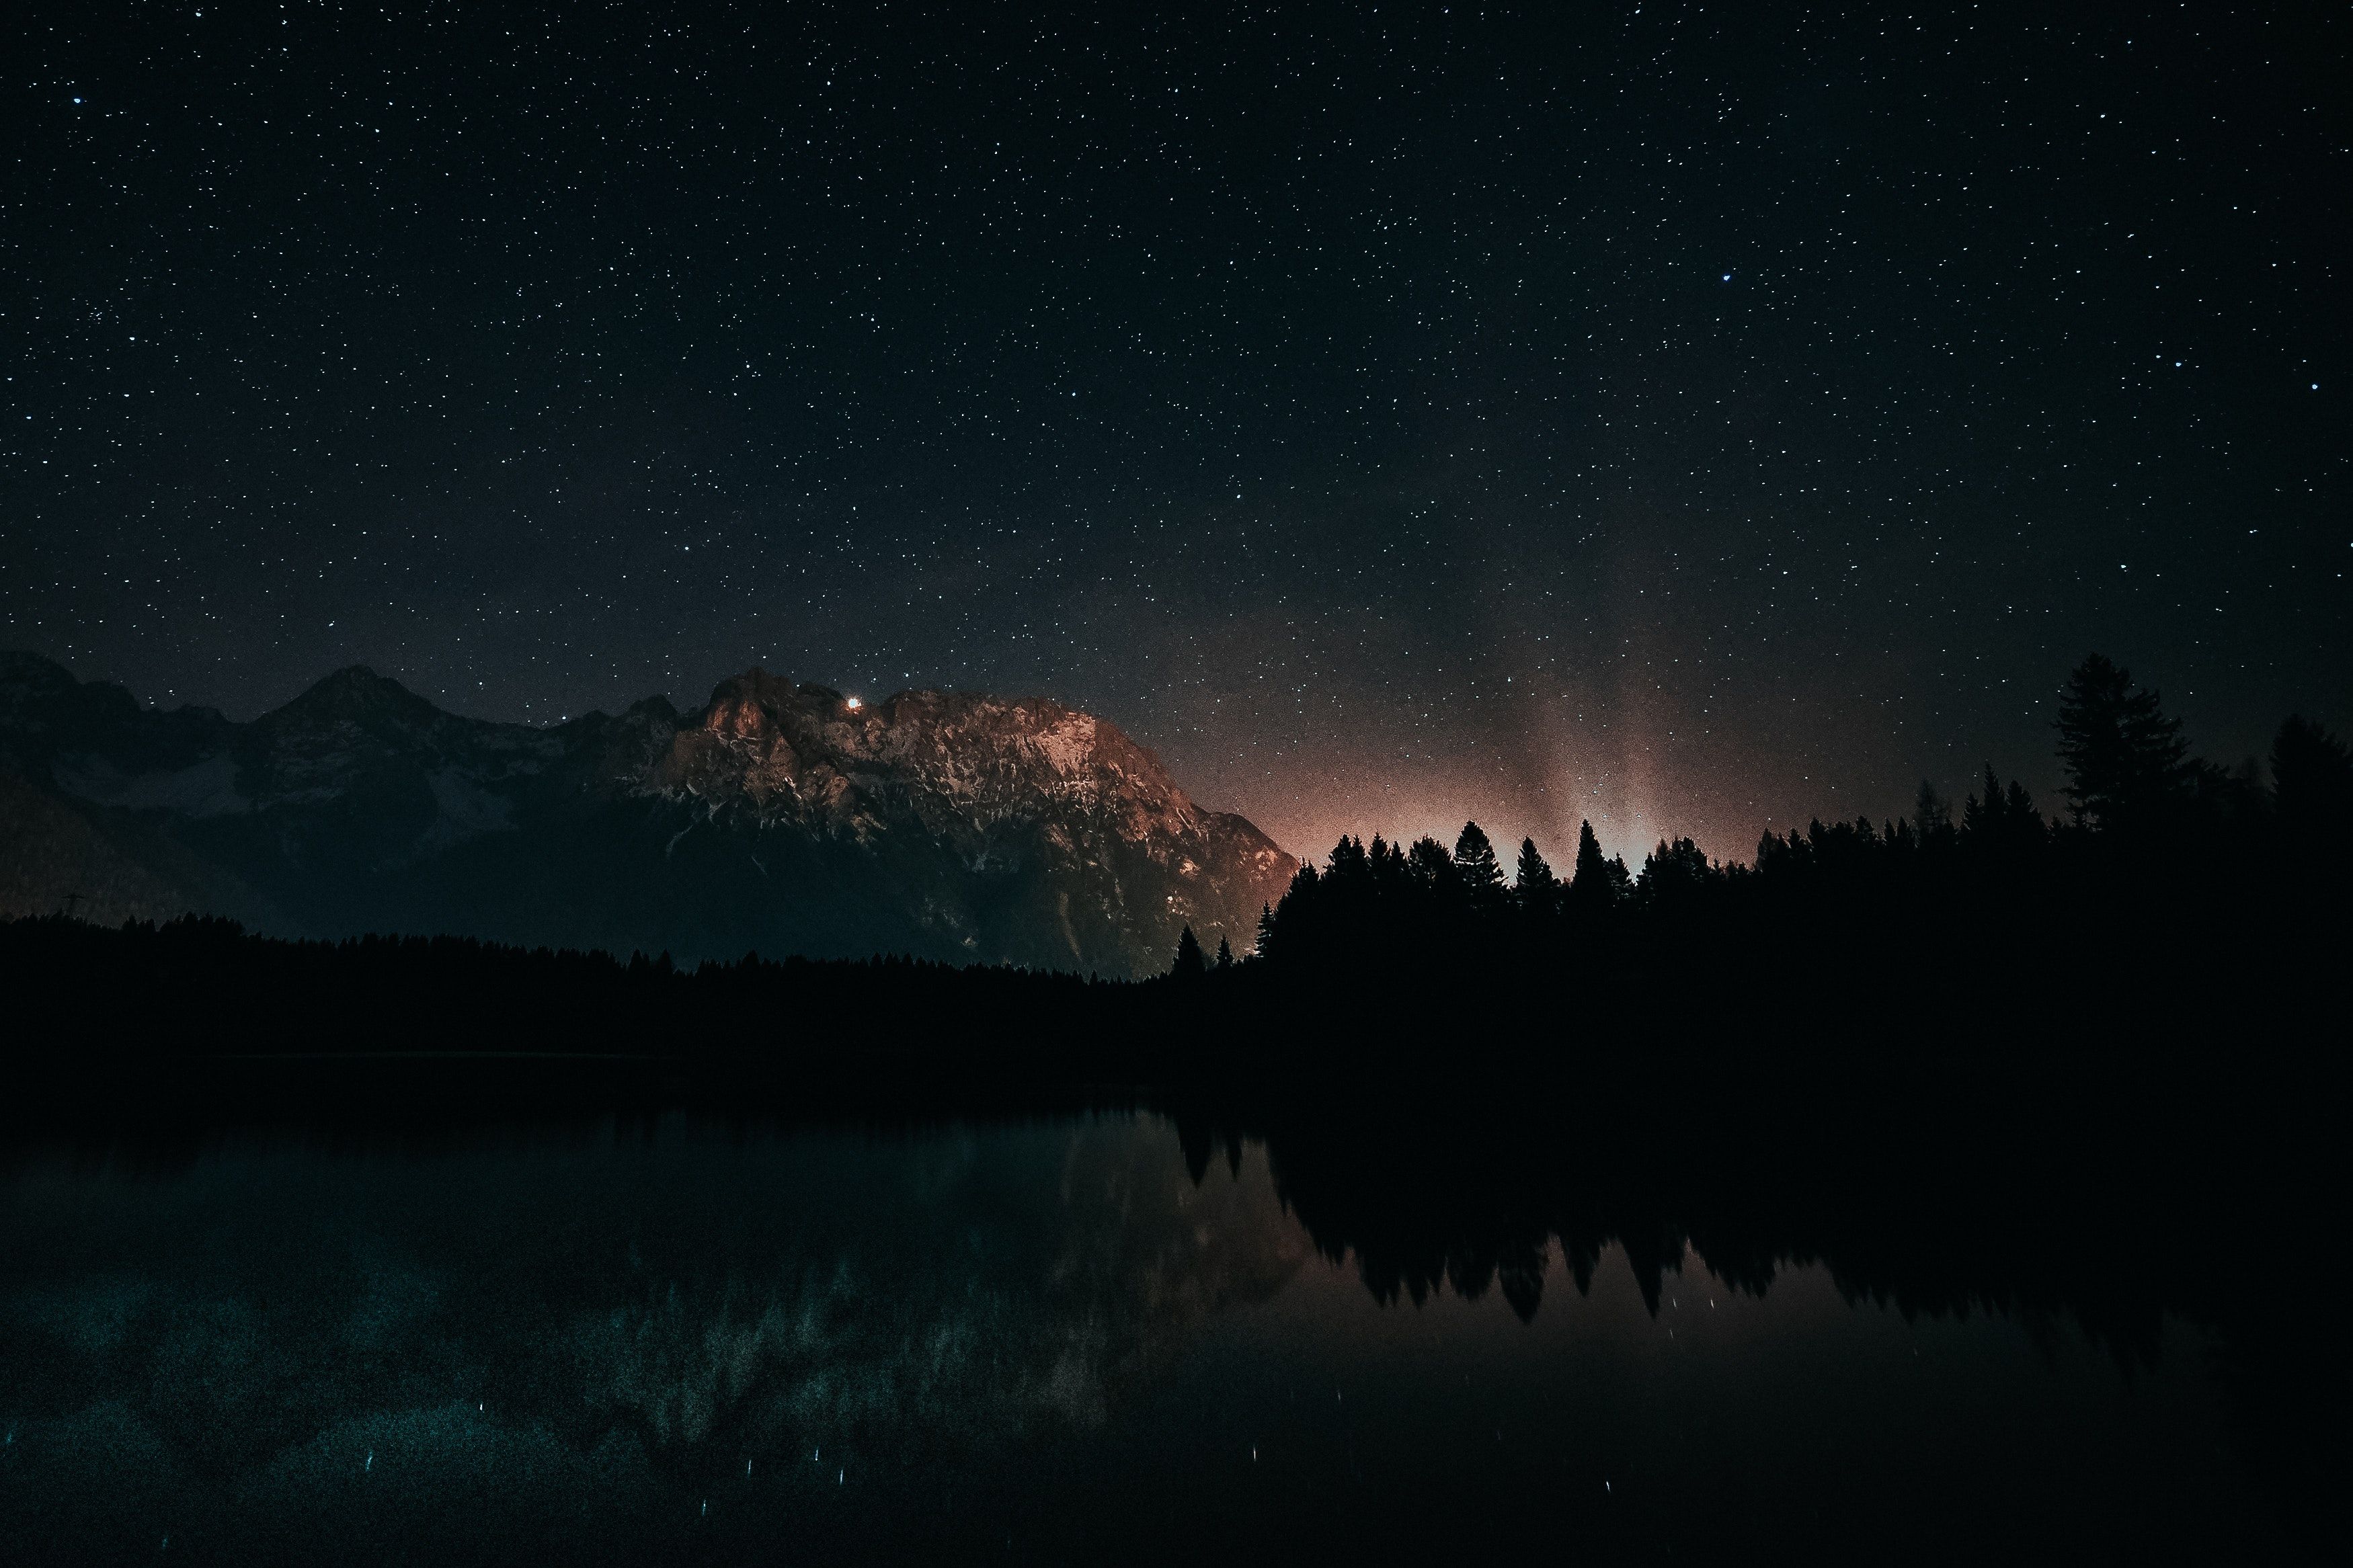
1199 653 2349 1029
1246 655 2344 951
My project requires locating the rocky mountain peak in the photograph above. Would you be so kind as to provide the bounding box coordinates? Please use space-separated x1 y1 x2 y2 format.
263 665 444 735
1 652 1298 975
0 651 83 708
0 654 204 774
652 671 1209 840
689 668 853 753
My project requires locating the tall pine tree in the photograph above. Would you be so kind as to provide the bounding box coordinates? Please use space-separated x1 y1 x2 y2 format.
1913 779 1956 850
1514 837 1558 913
2057 653 2192 830
1569 820 1617 909
1454 821 1505 899
2273 716 2353 837
1171 925 1206 981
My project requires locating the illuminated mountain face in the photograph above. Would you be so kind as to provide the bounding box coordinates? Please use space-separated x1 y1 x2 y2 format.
0 653 1294 974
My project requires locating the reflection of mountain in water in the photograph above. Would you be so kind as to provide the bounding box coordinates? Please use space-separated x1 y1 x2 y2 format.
0 1117 1305 1558
559 1122 1308 1459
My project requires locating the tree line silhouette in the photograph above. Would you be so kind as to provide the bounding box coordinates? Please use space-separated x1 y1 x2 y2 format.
1166 653 2349 1038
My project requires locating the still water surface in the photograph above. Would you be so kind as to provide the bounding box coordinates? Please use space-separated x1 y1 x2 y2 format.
0 1112 2295 1562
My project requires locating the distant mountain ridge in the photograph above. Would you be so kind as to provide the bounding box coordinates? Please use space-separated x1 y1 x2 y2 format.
0 653 1295 975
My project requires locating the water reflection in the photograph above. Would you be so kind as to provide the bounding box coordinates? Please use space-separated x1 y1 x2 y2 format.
0 1108 2320 1563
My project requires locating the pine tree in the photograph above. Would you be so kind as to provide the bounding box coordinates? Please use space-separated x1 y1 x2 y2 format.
1213 936 1234 971
1172 925 1206 980
1960 763 2003 842
1514 837 1558 911
2003 780 2045 848
1406 836 1456 885
1326 834 1370 880
1913 779 1956 850
2057 653 2192 830
1638 837 1712 905
1569 820 1616 909
1454 821 1505 899
1254 901 1277 958
2273 716 2353 835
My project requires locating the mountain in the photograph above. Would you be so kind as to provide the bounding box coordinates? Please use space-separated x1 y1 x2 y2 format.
0 653 1295 976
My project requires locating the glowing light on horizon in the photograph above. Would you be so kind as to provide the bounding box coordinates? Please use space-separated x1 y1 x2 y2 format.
844 696 863 710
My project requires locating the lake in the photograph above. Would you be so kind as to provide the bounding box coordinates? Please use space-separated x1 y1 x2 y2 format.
0 1106 2314 1563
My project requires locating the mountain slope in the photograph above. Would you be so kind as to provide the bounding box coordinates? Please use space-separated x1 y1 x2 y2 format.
0 653 1295 975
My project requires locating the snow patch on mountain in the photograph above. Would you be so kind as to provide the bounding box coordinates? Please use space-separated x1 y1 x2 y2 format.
54 751 250 817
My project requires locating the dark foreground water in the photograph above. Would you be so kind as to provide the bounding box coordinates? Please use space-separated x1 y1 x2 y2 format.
0 1108 2315 1563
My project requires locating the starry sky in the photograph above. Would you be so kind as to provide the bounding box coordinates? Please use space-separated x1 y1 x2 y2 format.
4 1 2346 865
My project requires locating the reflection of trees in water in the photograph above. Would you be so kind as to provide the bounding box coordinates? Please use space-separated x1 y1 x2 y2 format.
1173 1094 2340 1535
1220 1105 2195 1364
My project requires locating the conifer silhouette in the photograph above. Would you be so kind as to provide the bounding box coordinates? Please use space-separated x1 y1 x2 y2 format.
2272 716 2353 839
2057 654 2192 830
1605 854 1634 899
1454 822 1505 900
1514 837 1558 911
1961 764 2001 841
1407 836 1457 887
2003 779 2046 850
1569 821 1616 909
1913 780 1956 851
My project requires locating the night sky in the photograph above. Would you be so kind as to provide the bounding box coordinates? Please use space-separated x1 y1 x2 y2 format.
5 2 2345 865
